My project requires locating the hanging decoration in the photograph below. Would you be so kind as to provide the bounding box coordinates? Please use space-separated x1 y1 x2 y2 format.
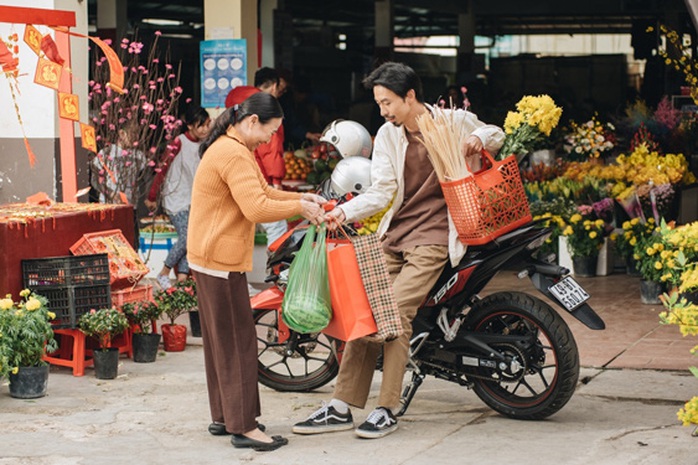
23 24 41 55
33 56 61 90
57 91 79 121
79 123 96 152
52 27 124 94
39 33 64 65
1 32 37 167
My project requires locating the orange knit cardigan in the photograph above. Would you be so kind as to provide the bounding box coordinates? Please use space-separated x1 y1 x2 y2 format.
187 126 303 272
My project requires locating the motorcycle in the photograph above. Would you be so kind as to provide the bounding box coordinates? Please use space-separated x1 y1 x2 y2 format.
250 204 605 420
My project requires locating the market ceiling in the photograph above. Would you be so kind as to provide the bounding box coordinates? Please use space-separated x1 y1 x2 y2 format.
89 0 691 39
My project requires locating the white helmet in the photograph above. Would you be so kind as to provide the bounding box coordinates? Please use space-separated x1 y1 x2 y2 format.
320 120 372 158
330 157 372 195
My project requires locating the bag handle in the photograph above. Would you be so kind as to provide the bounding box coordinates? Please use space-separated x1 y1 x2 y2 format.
466 148 497 173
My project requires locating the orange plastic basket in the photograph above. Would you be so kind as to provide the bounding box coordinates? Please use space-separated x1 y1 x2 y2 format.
70 229 149 289
441 150 531 246
111 283 154 309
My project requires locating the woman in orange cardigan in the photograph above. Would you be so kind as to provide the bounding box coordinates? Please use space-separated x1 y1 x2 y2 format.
188 92 325 452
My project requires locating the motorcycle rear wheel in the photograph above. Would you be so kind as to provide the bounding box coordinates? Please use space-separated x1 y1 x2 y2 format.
466 291 580 420
254 309 341 392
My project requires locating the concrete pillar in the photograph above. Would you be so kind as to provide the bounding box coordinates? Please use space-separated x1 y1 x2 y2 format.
0 0 88 203
204 0 258 85
95 0 127 45
374 0 394 64
456 1 476 85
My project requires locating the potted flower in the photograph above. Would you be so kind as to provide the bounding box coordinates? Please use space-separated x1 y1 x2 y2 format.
563 114 616 161
122 301 162 363
632 231 669 305
78 307 129 379
154 278 197 352
561 205 607 277
658 289 698 436
611 217 657 276
0 290 57 398
657 220 698 304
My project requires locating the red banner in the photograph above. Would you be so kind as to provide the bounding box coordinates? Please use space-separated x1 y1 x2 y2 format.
52 27 124 94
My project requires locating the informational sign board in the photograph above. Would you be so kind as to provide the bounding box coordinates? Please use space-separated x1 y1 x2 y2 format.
200 39 247 108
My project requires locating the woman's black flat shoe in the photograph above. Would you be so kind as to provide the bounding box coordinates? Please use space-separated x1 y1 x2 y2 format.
208 423 266 435
231 434 288 451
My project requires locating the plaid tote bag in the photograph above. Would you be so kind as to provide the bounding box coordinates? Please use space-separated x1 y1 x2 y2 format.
351 233 403 341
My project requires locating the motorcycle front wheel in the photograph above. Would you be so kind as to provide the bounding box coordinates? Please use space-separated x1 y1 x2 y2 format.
465 291 580 420
254 309 341 392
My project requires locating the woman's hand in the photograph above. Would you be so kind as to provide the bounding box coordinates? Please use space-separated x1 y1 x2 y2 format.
301 193 328 206
300 199 325 226
462 135 483 172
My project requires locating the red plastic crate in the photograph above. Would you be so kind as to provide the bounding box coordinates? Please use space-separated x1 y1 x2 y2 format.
70 229 149 289
111 283 153 308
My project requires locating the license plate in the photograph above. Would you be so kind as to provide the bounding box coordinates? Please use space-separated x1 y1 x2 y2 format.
549 276 590 311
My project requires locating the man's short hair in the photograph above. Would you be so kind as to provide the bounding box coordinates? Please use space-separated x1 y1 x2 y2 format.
254 67 280 89
362 62 423 102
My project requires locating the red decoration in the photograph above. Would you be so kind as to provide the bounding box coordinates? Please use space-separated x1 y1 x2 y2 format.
40 33 64 65
58 92 79 121
34 56 62 90
23 25 41 55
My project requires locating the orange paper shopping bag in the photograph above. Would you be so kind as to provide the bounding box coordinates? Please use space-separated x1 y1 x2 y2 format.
325 239 378 341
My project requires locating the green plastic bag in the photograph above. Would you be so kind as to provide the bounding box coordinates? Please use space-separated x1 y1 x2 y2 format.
281 223 332 333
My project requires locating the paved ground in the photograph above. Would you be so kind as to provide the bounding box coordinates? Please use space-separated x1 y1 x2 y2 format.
1 272 697 465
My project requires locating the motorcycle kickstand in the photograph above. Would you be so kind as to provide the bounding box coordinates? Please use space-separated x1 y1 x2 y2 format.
397 372 425 417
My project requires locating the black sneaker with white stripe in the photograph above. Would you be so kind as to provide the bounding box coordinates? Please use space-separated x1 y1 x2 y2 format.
355 407 398 439
292 404 354 434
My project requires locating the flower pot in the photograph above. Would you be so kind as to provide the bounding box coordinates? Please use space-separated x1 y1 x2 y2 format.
188 310 201 338
132 332 161 363
572 255 598 278
640 280 664 305
625 257 642 277
161 324 187 352
93 348 120 379
9 365 49 399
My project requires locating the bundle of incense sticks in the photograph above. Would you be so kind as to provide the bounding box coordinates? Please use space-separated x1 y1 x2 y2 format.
416 107 471 181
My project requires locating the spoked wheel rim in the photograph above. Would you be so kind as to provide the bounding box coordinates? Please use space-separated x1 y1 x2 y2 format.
255 309 340 391
474 311 559 407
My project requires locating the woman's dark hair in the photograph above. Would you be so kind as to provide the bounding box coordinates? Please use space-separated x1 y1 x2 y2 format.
183 105 210 128
199 92 283 156
362 62 424 102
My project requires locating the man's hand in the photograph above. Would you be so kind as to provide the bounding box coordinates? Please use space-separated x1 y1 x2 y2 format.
306 132 322 143
144 199 157 211
462 135 483 172
323 207 346 231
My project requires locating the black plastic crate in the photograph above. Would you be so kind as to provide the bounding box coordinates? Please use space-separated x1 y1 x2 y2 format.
36 284 112 329
22 254 111 288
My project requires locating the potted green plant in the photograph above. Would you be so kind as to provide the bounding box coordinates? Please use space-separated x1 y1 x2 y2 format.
0 290 57 399
155 279 197 352
122 300 162 363
561 205 607 277
78 307 129 379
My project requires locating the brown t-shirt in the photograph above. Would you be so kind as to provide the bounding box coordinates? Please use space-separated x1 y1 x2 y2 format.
382 129 449 254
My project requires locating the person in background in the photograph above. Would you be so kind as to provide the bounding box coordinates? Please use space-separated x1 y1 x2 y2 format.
145 105 211 290
277 69 322 148
188 92 326 451
90 123 146 204
293 62 504 439
226 68 289 295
